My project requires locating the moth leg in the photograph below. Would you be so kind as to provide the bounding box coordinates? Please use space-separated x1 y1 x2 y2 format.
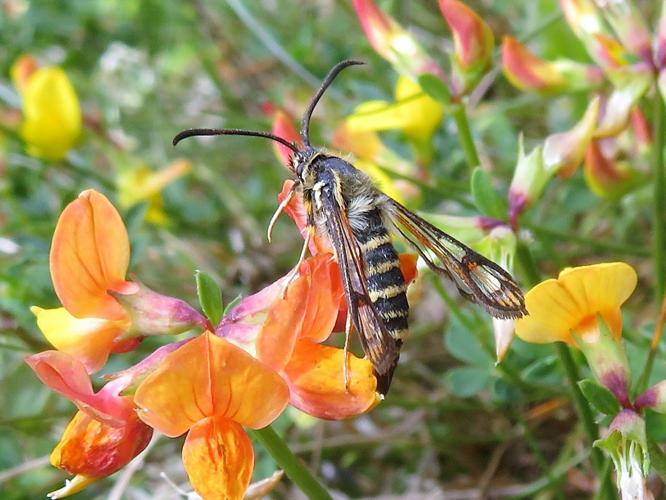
343 309 352 392
267 185 296 243
282 227 312 298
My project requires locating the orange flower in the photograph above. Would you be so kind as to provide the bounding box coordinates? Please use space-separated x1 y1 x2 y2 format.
25 351 153 498
33 190 207 373
47 410 153 499
262 102 302 165
134 332 289 499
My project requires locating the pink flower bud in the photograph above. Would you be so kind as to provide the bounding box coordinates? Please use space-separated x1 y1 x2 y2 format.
502 36 603 94
584 140 635 198
439 0 494 95
543 96 600 177
352 0 444 79
594 0 652 64
112 282 210 337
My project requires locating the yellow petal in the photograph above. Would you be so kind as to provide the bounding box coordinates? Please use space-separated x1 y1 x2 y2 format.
31 306 126 373
515 262 637 344
134 332 289 437
20 67 81 161
50 189 133 320
182 417 254 500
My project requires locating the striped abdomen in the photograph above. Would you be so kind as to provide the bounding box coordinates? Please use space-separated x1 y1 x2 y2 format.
353 208 410 344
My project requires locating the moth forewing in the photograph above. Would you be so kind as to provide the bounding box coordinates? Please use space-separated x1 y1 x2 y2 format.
382 197 527 319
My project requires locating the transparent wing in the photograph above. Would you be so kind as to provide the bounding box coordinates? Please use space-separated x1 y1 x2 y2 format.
320 187 400 395
384 197 526 319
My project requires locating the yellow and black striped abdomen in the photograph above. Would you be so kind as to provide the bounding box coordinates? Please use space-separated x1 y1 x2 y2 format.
353 208 410 343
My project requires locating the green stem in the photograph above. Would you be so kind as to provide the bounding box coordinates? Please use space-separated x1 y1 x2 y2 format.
249 426 331 500
653 91 665 301
451 103 480 170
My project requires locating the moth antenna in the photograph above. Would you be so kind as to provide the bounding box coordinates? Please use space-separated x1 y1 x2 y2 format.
300 59 364 146
172 128 299 154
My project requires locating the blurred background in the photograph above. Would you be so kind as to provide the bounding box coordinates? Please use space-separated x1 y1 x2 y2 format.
1 1 663 498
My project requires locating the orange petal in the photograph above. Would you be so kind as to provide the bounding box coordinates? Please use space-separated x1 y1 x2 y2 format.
284 340 379 420
134 332 289 437
183 417 253 500
50 410 153 478
31 306 126 373
398 253 418 284
50 190 134 320
25 351 134 425
299 254 344 343
256 271 309 370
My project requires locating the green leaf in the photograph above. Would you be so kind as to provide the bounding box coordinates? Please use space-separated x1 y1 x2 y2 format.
417 74 451 104
648 439 666 482
445 366 491 397
578 379 621 416
521 355 560 385
646 410 666 442
470 167 505 219
195 270 223 326
445 321 492 365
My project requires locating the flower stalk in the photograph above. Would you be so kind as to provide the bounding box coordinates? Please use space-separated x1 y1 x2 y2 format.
653 91 666 302
249 426 332 500
450 103 481 170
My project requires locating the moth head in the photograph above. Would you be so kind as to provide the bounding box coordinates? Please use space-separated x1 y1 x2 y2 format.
292 147 320 182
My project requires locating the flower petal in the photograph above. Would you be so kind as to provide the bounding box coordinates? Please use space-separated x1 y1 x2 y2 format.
50 190 134 320
20 67 81 161
25 350 133 425
256 271 309 371
31 306 126 373
134 332 289 437
298 254 344 343
284 340 379 420
182 417 253 500
515 262 637 344
50 410 153 478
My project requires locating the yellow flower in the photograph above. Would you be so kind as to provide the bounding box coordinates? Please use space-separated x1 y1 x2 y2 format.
515 262 636 345
17 66 81 161
117 159 191 225
345 76 444 145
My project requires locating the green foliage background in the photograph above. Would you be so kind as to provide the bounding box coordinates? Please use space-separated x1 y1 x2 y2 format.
1 0 664 498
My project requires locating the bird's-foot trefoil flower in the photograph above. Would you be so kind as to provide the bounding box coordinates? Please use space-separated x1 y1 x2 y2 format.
116 159 191 225
25 351 154 498
509 98 600 226
438 0 494 96
595 409 649 500
502 36 604 94
344 76 444 166
515 263 637 402
32 189 207 373
352 0 444 80
11 56 81 161
133 332 289 499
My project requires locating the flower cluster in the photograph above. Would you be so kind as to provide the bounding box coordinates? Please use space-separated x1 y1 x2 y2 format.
516 262 666 498
27 189 417 498
504 0 666 221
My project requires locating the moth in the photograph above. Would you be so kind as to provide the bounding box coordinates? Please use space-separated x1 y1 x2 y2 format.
174 60 527 396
